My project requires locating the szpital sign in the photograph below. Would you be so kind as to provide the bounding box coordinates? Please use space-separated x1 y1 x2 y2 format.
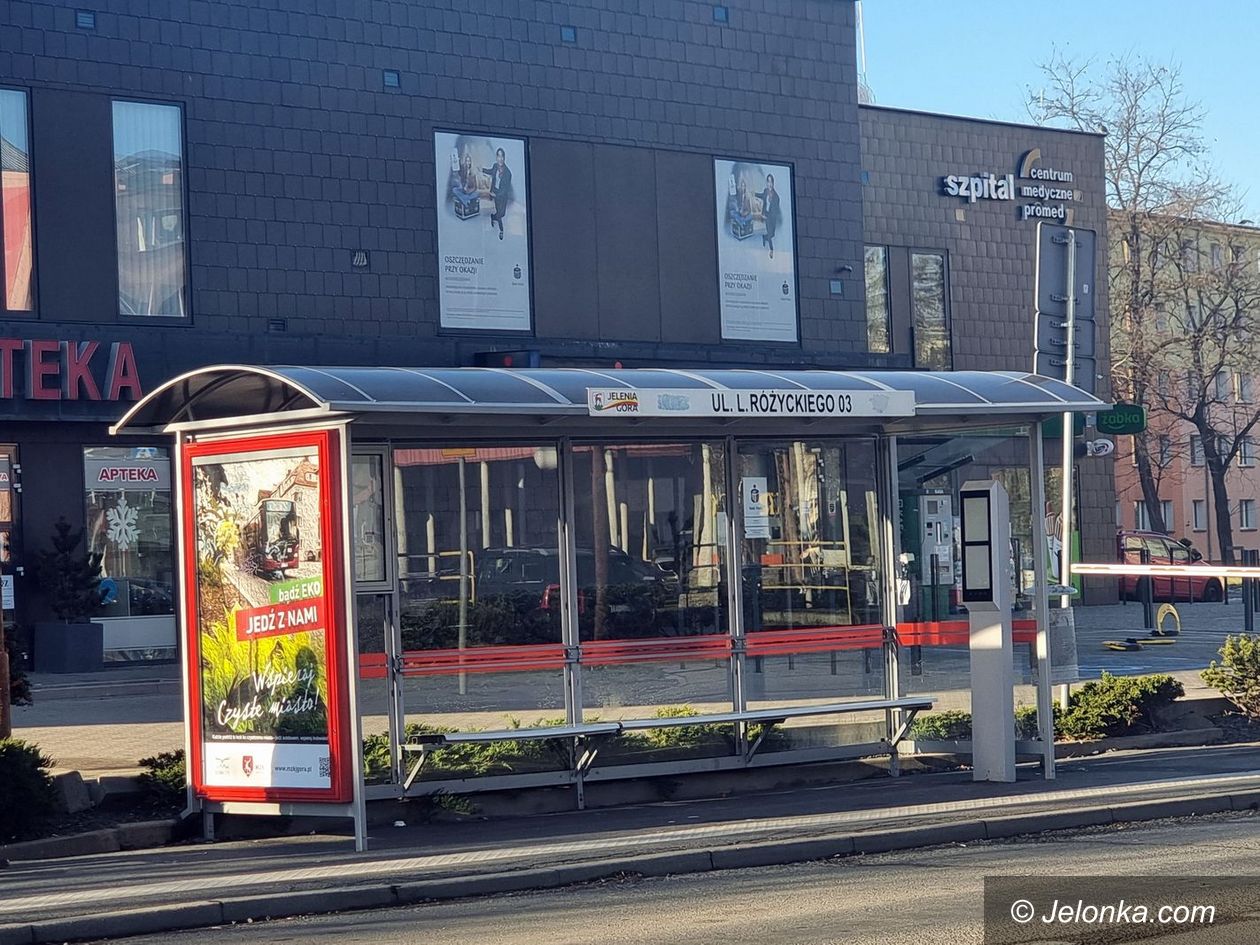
587 388 915 418
942 148 1076 221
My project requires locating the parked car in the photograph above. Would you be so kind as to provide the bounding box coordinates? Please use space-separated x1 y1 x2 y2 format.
1116 529 1223 602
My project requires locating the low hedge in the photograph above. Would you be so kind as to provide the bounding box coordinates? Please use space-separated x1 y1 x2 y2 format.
1056 672 1183 740
909 706 1040 742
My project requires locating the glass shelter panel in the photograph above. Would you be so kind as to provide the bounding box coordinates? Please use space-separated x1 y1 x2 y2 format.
894 428 1036 722
737 439 883 636
571 441 733 723
735 439 888 750
392 445 565 736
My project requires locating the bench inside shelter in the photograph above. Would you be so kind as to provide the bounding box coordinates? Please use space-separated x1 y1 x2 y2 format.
401 695 935 806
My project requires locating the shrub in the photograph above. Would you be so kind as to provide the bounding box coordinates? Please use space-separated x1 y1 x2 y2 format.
909 709 972 741
138 749 186 807
909 707 1045 742
1202 634 1260 719
1056 672 1183 740
631 705 735 749
1015 705 1041 740
0 738 56 842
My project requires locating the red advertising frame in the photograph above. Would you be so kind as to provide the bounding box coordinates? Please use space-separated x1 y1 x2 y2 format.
180 428 353 804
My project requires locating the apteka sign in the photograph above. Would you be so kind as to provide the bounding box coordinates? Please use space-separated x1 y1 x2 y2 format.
0 339 142 401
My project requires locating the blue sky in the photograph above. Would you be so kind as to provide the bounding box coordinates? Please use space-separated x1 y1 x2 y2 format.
861 0 1260 218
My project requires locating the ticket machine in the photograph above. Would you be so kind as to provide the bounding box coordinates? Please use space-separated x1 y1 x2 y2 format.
899 491 955 619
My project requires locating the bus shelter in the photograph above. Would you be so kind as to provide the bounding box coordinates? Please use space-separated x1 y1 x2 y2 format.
113 366 1105 849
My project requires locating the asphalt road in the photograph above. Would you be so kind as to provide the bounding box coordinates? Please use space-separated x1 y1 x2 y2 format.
95 813 1260 945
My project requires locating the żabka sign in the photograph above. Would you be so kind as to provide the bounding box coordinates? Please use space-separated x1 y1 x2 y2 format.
0 339 142 401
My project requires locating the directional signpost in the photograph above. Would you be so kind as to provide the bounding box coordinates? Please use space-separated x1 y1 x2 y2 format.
1034 223 1098 617
1035 224 1098 395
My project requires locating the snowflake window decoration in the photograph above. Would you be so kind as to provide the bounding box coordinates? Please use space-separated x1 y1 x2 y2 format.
106 496 140 551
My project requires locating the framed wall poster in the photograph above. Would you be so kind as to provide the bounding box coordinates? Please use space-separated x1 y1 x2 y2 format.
713 158 798 342
181 429 352 803
435 131 532 331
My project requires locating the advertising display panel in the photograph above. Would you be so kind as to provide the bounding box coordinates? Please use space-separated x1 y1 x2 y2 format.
435 131 531 331
181 429 352 802
714 158 798 342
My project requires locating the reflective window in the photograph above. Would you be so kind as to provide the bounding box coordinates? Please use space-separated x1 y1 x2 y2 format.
571 442 728 642
83 446 175 619
0 89 33 312
864 246 890 353
737 439 883 631
392 445 562 650
351 454 386 583
911 251 950 370
113 101 187 316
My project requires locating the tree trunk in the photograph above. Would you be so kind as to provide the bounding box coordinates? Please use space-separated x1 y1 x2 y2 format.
1207 456 1236 564
1133 436 1167 533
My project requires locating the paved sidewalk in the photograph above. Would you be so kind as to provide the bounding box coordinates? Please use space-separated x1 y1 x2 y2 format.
12 664 183 776
1 742 1259 940
11 600 1244 776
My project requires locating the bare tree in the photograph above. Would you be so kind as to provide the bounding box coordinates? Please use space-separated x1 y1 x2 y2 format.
1029 53 1259 558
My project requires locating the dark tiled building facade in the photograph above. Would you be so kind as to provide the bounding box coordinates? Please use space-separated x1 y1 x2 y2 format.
0 0 1114 647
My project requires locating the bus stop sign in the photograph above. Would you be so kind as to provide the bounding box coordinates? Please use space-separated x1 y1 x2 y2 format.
1096 403 1147 435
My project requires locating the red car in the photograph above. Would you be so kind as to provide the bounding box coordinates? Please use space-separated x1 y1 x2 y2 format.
1117 529 1223 602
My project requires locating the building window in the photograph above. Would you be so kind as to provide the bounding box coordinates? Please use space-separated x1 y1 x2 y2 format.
1242 499 1257 530
112 101 187 317
1134 501 1149 531
84 446 176 660
1115 501 1122 526
1238 373 1253 403
1215 371 1232 401
911 251 950 370
1241 437 1256 468
1190 435 1204 466
1161 499 1174 530
1153 302 1168 332
1193 499 1207 531
864 246 890 354
0 89 34 313
1158 435 1172 465
1211 242 1223 270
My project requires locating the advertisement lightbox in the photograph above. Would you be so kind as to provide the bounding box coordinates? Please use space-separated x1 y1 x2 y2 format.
181 429 352 803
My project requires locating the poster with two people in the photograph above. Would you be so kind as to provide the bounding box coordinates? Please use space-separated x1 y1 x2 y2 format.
435 131 531 332
714 158 798 343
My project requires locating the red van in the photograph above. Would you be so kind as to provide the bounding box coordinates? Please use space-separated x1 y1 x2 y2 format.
1116 529 1223 602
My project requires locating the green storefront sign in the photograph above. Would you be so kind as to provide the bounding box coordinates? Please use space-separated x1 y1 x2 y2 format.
1096 403 1147 436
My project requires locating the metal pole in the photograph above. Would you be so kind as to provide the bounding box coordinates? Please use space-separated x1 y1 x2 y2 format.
1058 228 1077 611
1029 427 1055 778
1245 548 1256 635
457 457 468 696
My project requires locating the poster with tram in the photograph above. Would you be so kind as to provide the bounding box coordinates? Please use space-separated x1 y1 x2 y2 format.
182 429 351 802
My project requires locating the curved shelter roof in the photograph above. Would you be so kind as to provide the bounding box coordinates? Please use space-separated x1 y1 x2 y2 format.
112 364 1107 435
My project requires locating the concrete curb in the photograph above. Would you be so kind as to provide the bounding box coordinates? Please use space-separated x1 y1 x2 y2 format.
0 819 178 863
1 790 1254 945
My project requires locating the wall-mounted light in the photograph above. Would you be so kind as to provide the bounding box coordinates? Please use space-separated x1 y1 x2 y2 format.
351 250 370 270
713 5 729 23
383 70 400 89
560 25 577 43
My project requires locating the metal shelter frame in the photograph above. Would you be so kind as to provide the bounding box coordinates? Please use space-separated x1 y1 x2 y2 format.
114 366 1106 844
